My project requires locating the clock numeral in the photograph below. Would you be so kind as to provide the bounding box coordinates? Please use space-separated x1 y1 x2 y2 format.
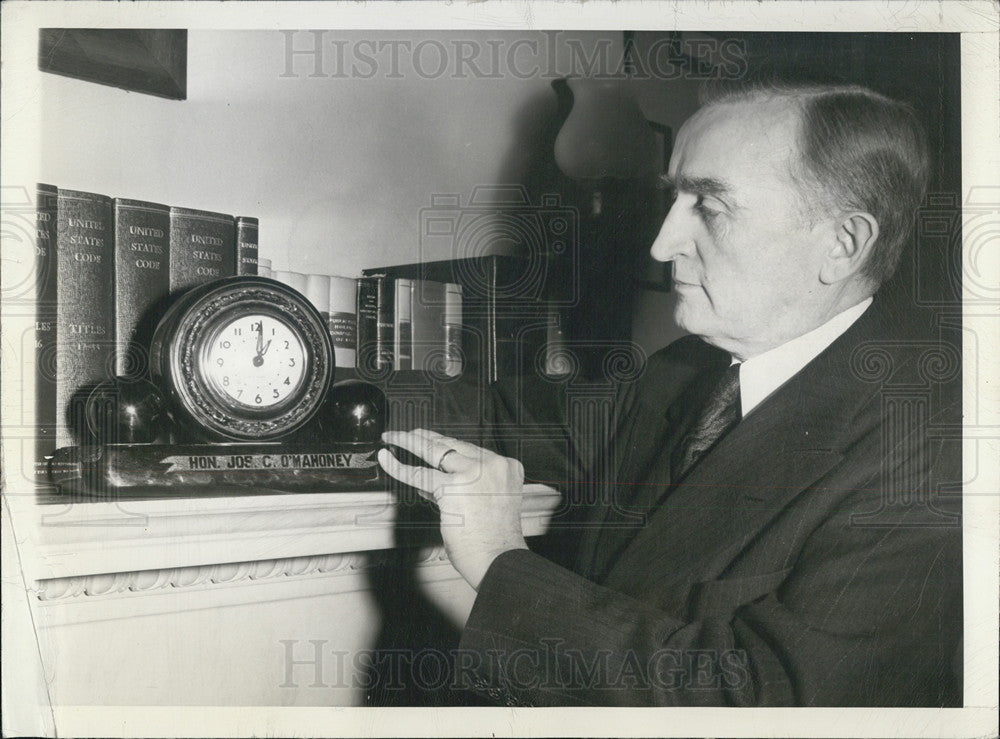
234 328 242 336
251 321 262 331
288 357 295 367
220 340 231 349
255 394 262 404
237 389 243 398
284 341 289 349
272 389 280 399
216 358 224 366
284 377 291 385
222 376 230 387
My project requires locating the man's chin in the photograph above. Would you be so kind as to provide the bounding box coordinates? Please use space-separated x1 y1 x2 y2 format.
671 301 707 336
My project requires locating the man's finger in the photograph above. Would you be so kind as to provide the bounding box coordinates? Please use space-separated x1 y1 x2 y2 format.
377 448 443 494
410 428 462 464
382 429 462 467
385 429 495 465
381 430 440 465
445 438 490 458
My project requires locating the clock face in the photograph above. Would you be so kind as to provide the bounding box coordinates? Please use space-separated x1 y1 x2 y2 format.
203 313 307 409
150 276 335 441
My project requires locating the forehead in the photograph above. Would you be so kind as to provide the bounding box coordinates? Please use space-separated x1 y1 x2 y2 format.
671 100 804 192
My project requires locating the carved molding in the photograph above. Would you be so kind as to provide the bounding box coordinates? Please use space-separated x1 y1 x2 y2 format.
36 546 450 602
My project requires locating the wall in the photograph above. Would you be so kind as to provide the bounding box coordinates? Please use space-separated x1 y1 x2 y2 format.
39 29 695 353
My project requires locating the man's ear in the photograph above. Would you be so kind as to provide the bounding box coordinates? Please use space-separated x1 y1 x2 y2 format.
819 212 880 284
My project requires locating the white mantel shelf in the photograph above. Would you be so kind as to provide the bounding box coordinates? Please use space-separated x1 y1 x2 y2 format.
11 485 561 707
25 485 561 584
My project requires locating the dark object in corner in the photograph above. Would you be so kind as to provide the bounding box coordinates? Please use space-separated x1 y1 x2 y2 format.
39 29 187 100
322 380 388 444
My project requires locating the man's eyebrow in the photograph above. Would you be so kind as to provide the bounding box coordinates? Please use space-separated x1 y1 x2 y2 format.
659 174 733 199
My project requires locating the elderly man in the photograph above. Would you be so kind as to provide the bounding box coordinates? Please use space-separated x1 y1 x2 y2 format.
379 83 962 706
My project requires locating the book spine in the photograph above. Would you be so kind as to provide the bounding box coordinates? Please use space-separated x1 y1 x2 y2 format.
409 279 445 374
394 278 413 371
328 276 357 369
444 282 463 377
377 277 394 371
273 270 308 295
114 199 170 378
168 207 236 293
55 189 115 447
488 257 499 383
356 276 381 372
235 216 259 275
304 273 331 325
544 305 570 377
35 184 59 466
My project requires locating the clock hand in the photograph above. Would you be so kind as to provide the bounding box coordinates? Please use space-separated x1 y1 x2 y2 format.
253 321 266 367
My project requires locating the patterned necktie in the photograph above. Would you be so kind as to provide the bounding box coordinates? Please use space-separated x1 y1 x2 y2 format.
671 362 742 482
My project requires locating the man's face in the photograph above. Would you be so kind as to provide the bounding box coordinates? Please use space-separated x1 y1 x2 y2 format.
651 100 835 358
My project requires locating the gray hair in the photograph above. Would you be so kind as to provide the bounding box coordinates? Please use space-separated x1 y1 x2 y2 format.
700 81 930 288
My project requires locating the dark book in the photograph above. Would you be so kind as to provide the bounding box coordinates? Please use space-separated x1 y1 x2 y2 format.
235 216 259 275
356 275 394 373
377 278 394 371
35 184 59 468
114 198 170 378
364 256 550 382
394 277 413 371
444 282 462 376
55 188 115 447
168 206 236 293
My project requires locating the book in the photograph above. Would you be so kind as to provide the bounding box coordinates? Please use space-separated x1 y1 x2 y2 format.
235 216 259 275
364 256 549 382
444 282 462 376
377 279 394 372
410 279 447 374
168 206 236 294
35 184 59 466
304 273 330 323
273 270 307 295
114 198 170 378
356 275 392 373
328 276 357 369
55 188 115 447
394 278 413 371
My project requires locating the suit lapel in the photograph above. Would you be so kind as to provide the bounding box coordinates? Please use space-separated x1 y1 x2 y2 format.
600 298 894 602
575 339 729 579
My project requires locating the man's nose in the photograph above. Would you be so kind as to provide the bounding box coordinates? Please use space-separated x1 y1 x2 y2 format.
650 199 697 263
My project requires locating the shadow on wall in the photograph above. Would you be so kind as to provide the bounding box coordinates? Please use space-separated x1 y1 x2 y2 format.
492 82 685 370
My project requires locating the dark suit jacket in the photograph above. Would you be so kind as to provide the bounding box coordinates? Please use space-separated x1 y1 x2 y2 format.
459 297 962 706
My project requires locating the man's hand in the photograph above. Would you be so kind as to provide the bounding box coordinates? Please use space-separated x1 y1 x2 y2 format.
378 428 528 590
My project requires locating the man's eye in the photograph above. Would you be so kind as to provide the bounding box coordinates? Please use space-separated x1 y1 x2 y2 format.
694 197 720 220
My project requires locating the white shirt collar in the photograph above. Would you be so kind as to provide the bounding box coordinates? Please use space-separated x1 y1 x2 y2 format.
736 298 873 418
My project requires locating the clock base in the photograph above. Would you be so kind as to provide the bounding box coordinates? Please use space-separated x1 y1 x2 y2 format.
48 442 383 496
